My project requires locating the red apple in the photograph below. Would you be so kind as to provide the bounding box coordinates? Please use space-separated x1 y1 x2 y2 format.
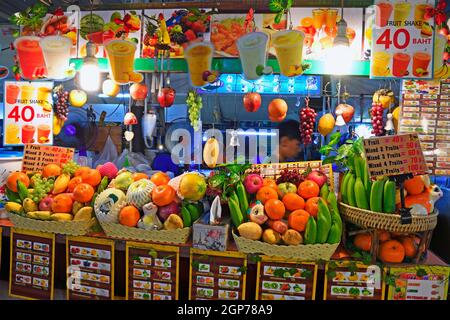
157 87 176 108
243 174 264 194
39 196 54 211
306 170 328 188
130 83 148 100
336 104 355 123
243 92 261 112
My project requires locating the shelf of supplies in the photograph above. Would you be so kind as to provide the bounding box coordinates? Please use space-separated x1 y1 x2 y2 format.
70 58 371 77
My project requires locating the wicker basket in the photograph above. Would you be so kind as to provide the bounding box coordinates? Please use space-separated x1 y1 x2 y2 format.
9 214 93 236
339 202 438 233
99 221 191 244
232 231 339 261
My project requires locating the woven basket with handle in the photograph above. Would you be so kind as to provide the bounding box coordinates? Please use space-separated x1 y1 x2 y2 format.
9 214 93 236
99 221 191 244
339 202 438 233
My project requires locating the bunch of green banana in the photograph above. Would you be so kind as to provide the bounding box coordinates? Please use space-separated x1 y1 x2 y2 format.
326 192 343 244
317 198 331 244
235 181 249 218
228 191 244 228
181 201 204 227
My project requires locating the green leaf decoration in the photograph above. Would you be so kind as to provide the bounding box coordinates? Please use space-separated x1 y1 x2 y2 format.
148 249 157 259
191 260 200 270
322 156 336 165
301 269 313 279
132 255 140 262
274 12 283 24
326 270 336 279
319 145 333 155
361 252 373 266
416 267 428 278
269 0 285 12
248 254 262 263
238 266 247 274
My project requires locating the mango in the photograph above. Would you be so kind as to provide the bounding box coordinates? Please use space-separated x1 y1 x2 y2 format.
163 214 184 230
282 229 303 245
51 213 73 221
203 137 220 168
238 222 263 241
23 198 38 213
262 228 281 244
74 207 93 221
5 202 23 214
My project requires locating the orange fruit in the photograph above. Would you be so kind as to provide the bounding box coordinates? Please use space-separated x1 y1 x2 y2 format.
288 210 310 232
398 236 417 258
301 17 313 27
354 233 372 251
82 169 101 187
304 196 320 218
264 199 286 220
133 172 149 181
256 186 279 204
298 180 320 199
263 178 278 190
404 176 425 195
51 194 73 213
119 205 141 227
282 193 305 211
151 172 170 186
379 231 391 242
378 240 405 263
74 166 91 178
67 176 83 193
268 98 288 118
42 164 62 178
72 183 95 203
152 184 176 206
7 171 30 192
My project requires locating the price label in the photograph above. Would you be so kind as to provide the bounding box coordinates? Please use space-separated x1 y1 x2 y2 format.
22 144 74 174
3 81 54 146
370 0 435 79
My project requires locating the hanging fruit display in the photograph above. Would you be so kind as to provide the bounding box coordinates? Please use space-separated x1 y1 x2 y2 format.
372 89 394 109
69 89 87 108
203 137 220 168
186 90 203 131
299 98 316 145
371 102 384 136
335 103 355 123
53 85 69 121
157 87 176 108
318 113 335 136
130 82 148 100
268 98 288 122
243 92 261 113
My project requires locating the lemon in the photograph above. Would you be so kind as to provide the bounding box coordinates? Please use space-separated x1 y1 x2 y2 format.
318 113 336 136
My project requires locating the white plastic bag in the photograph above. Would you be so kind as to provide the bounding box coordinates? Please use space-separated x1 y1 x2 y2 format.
93 135 118 168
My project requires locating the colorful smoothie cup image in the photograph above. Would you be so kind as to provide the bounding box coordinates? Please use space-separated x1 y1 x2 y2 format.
5 123 20 144
325 9 338 29
37 87 52 107
14 36 46 80
40 35 72 80
372 51 391 76
6 84 20 104
37 124 51 144
105 40 142 84
20 85 34 102
413 51 431 77
375 2 393 27
394 2 411 28
272 30 305 77
184 42 214 87
393 52 411 77
237 32 269 80
21 125 36 144
312 9 326 30
414 3 432 29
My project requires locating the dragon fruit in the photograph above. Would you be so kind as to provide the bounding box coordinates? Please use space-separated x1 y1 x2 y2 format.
98 162 118 179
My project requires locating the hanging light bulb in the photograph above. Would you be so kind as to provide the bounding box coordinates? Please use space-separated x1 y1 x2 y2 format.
79 41 100 92
324 2 352 75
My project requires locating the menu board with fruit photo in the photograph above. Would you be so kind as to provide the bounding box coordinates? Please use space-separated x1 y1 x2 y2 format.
387 266 450 300
66 236 114 300
141 8 213 59
399 79 450 175
126 242 179 300
256 257 318 300
9 229 55 300
324 261 385 300
78 10 142 58
189 249 247 300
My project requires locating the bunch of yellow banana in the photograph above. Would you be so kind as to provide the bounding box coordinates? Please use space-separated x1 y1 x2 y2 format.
53 115 65 136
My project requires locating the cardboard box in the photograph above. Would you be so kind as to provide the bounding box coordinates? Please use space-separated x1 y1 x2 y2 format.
193 214 230 252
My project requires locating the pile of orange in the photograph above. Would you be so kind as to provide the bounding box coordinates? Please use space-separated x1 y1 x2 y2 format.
268 98 288 122
6 171 29 192
298 180 320 199
42 164 62 178
75 167 101 187
256 186 278 204
73 183 95 203
119 205 141 227
152 184 176 207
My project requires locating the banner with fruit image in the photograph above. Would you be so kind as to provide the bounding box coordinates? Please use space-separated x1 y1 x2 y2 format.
289 7 363 61
141 8 213 59
78 11 142 58
370 0 436 79
3 81 53 146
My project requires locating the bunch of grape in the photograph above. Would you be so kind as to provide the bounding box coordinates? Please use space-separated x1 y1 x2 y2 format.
62 160 80 177
53 85 69 121
299 106 317 145
30 174 54 203
371 103 385 136
187 90 203 131
276 168 304 186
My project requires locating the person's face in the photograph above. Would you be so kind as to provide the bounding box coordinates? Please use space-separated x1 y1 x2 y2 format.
279 137 301 160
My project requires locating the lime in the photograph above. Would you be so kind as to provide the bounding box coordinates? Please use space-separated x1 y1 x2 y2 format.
255 65 264 76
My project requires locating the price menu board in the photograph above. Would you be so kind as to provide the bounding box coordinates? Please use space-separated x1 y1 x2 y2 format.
399 79 450 175
9 229 55 300
3 81 54 146
363 134 428 179
22 144 74 174
66 236 115 300
256 257 318 300
387 266 450 300
370 0 435 79
189 249 247 300
324 261 385 300
126 242 179 300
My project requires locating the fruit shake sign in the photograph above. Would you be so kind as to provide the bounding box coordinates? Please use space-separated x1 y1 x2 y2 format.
370 0 436 79
3 81 53 146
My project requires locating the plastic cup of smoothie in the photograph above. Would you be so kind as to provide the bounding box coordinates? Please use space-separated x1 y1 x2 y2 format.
6 84 20 104
40 35 72 79
105 40 138 84
237 32 269 80
271 30 305 77
184 42 214 87
14 36 46 80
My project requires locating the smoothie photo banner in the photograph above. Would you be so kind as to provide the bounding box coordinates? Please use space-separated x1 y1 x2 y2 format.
3 81 54 147
370 0 436 79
